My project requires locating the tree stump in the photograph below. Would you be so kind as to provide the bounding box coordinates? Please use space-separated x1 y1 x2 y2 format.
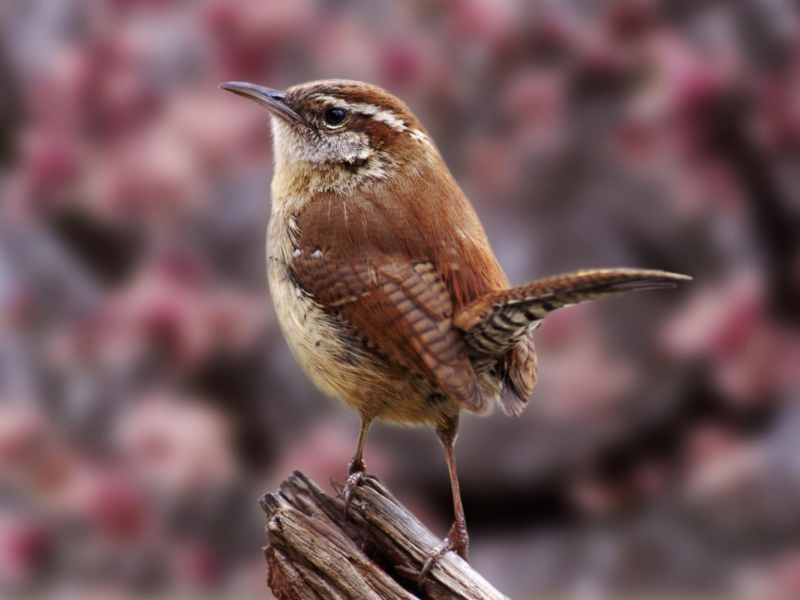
261 471 509 599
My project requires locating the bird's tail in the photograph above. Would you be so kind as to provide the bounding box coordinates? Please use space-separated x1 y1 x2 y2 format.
456 268 690 359
455 268 690 415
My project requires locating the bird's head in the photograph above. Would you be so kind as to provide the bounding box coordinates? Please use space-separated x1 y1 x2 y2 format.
219 79 439 191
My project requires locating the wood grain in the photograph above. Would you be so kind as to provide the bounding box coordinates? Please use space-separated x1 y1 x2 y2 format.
261 471 509 600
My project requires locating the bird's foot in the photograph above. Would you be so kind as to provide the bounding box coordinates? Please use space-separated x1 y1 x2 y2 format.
342 471 365 516
341 458 367 519
419 537 455 582
419 518 468 582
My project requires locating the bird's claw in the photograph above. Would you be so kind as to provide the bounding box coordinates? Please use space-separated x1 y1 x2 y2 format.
418 518 468 582
419 537 455 582
342 470 365 518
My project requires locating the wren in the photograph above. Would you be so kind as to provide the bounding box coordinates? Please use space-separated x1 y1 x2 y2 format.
219 79 690 578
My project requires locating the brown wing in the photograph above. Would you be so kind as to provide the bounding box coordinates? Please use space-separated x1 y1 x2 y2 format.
288 192 490 413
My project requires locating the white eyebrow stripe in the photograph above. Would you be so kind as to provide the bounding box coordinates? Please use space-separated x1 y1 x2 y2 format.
370 109 407 132
409 128 435 149
313 95 408 133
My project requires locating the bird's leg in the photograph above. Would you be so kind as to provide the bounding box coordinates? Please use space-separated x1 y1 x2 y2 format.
420 415 468 581
342 418 372 517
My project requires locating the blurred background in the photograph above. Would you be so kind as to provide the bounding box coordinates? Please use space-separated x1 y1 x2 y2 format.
1 0 800 598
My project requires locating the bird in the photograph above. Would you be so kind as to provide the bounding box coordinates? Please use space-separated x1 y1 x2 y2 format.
219 79 690 579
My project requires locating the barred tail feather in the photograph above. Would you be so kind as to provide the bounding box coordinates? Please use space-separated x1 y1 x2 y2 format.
498 336 538 417
456 268 690 362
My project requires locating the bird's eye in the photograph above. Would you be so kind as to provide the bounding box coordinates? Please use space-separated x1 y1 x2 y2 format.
324 108 348 127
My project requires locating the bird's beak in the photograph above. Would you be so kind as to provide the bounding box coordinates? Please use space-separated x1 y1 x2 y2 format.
218 82 306 126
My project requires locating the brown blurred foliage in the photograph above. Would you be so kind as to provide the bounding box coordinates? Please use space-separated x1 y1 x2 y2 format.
1 1 800 598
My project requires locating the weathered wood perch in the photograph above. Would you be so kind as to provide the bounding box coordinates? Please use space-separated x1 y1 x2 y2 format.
260 471 509 599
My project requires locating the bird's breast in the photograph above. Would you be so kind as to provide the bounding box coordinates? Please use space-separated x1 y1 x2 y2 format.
265 203 467 425
266 203 361 399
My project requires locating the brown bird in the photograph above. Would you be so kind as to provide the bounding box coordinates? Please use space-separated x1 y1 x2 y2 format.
219 79 690 578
